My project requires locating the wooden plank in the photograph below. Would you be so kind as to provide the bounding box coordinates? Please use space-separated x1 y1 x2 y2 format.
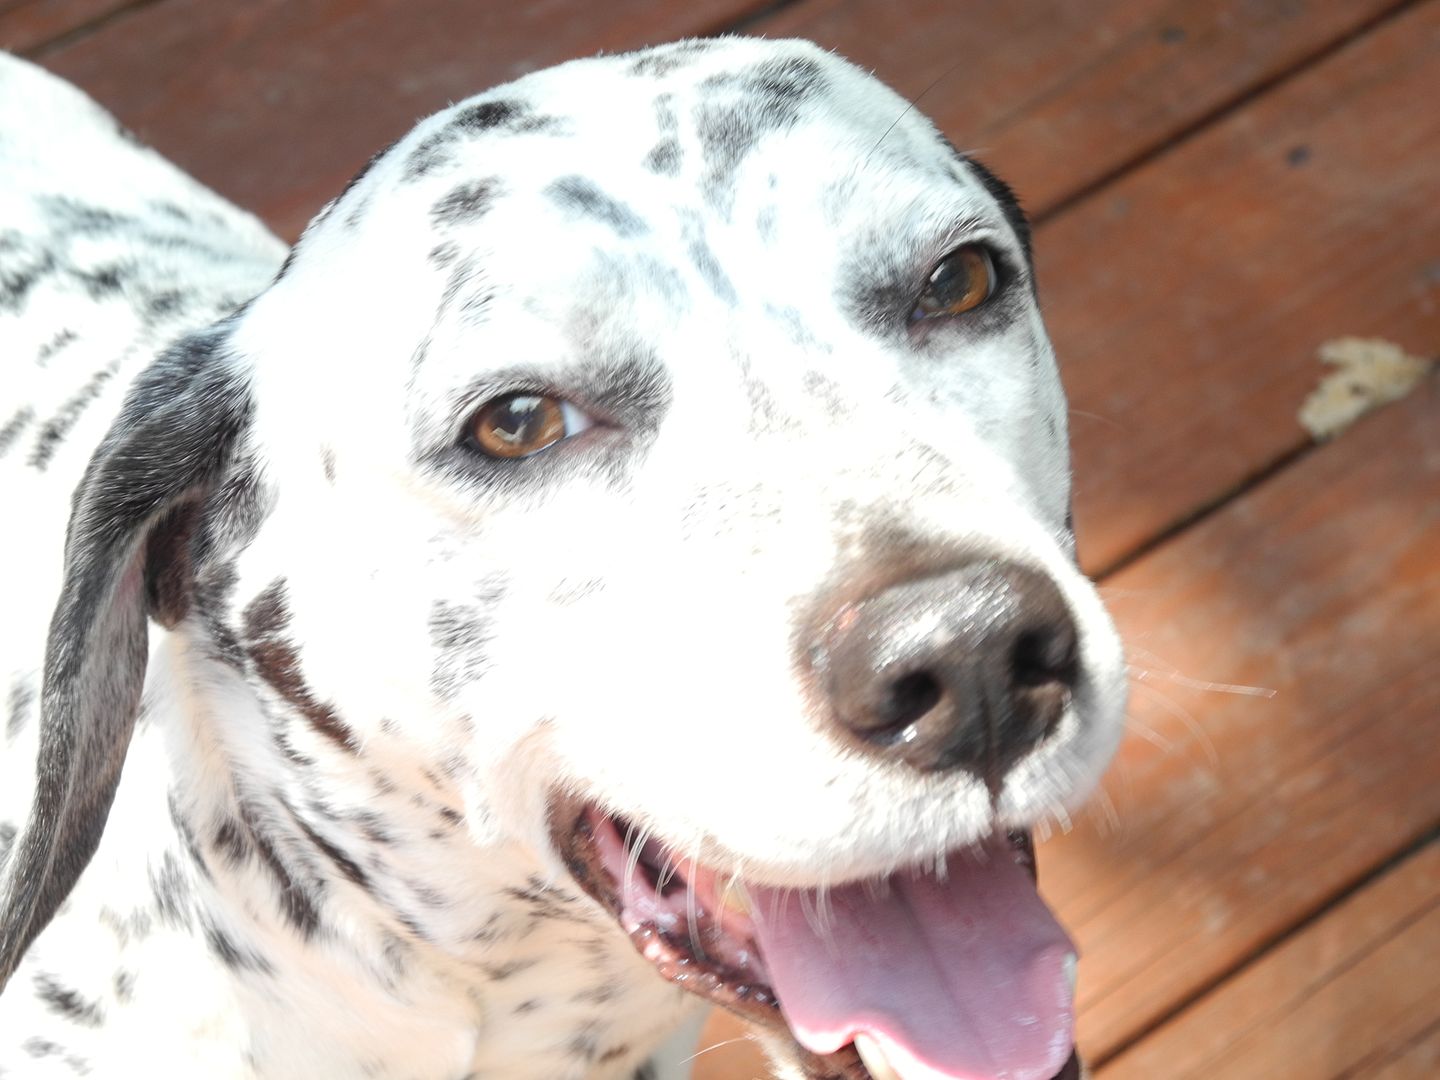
0 0 133 54
755 0 1405 215
1038 1 1440 571
1044 373 1440 1061
36 0 770 240
1098 842 1440 1079
1367 1020 1440 1078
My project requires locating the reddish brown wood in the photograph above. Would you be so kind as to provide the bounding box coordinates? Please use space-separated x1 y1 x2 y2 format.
1098 842 1440 1079
756 0 1405 216
1039 1 1440 572
1044 374 1440 1061
0 0 134 54
37 0 771 240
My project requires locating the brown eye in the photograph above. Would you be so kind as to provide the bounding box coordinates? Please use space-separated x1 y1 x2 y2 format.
469 393 589 458
913 245 997 320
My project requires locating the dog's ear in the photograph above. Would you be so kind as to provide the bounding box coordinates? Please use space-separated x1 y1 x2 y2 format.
0 326 253 988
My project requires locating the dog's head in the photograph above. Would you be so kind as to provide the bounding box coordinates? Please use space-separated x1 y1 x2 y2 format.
2 38 1124 1080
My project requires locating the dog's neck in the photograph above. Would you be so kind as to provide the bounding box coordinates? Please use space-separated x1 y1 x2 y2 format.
60 629 694 1078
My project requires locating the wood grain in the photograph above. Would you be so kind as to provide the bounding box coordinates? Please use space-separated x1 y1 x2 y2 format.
1098 842 1440 1079
1049 373 1440 1061
0 0 135 54
1038 0 1440 571
754 0 1405 215
36 0 771 239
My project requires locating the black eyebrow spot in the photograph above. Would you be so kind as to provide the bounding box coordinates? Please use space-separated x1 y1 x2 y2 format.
404 99 560 181
545 177 648 238
694 55 825 212
628 39 717 77
957 154 1032 264
431 178 502 228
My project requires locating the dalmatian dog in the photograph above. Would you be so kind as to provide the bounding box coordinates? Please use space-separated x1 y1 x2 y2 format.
0 35 1125 1080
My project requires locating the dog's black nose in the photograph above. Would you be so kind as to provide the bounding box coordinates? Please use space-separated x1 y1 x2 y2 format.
816 560 1079 787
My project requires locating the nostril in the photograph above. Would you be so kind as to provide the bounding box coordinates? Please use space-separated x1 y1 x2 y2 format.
875 670 943 732
1011 626 1079 689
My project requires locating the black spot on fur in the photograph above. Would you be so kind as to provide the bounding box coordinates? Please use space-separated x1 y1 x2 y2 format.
22 1037 62 1058
149 851 193 929
505 876 582 922
429 241 460 268
643 139 682 176
321 447 336 484
513 998 541 1015
244 580 361 754
452 99 529 134
694 56 824 212
36 328 78 365
28 361 119 470
296 819 370 891
628 40 716 77
431 179 501 227
73 263 127 299
687 237 737 304
33 973 104 1027
203 917 274 974
146 289 184 318
404 100 558 180
238 803 322 938
0 408 34 458
0 247 59 314
6 682 33 740
429 593 501 699
546 177 647 237
113 969 136 1002
481 956 538 981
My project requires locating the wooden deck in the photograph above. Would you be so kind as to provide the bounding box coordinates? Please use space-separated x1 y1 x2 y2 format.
7 0 1437 1075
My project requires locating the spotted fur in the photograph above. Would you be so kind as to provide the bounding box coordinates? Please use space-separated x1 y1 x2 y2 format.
0 39 1126 1079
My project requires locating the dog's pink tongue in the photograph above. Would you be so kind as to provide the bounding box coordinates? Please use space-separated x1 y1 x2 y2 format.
748 837 1076 1080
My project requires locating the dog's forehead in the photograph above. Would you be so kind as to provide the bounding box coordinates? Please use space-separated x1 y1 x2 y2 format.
244 38 1037 471
346 38 1007 264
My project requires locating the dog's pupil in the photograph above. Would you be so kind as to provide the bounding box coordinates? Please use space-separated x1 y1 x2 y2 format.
496 398 540 441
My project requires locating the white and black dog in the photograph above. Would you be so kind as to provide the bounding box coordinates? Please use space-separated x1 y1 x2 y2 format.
0 37 1126 1080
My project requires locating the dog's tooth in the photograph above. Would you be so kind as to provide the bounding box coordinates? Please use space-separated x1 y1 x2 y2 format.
721 879 752 917
1064 952 1078 994
854 1034 903 1080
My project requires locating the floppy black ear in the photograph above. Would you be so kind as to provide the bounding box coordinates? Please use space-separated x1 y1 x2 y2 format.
0 327 252 987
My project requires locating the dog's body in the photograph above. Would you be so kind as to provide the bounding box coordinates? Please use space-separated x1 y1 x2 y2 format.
0 40 1125 1080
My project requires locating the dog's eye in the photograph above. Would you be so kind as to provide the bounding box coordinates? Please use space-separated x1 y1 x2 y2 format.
469 394 593 458
912 245 996 320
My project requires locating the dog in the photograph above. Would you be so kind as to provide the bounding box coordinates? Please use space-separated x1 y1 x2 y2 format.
0 36 1126 1080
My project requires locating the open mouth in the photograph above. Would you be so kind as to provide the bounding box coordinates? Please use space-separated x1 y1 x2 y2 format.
553 801 1082 1080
